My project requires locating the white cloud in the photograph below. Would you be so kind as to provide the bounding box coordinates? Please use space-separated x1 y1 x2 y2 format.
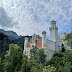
0 0 72 37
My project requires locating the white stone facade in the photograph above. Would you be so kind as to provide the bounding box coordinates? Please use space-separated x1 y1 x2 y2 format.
23 20 67 61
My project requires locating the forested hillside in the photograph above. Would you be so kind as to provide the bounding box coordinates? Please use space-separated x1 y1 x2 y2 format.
0 29 32 50
0 33 14 54
0 29 18 40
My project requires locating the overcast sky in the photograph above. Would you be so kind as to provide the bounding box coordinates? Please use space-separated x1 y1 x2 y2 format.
0 0 72 38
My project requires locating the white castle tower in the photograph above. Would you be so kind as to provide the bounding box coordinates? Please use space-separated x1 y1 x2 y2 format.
49 20 58 43
49 20 60 51
23 20 64 60
24 37 28 48
42 31 47 48
24 37 28 54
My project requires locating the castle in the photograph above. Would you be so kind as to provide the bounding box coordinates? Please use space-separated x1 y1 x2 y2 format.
23 20 71 60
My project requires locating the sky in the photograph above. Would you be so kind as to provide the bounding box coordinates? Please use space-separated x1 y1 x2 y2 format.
0 0 72 39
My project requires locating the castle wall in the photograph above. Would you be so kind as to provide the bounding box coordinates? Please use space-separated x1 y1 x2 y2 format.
24 47 32 58
27 42 31 47
24 39 60 61
23 20 61 61
43 48 54 61
24 47 55 61
42 31 46 48
36 39 42 48
46 40 56 51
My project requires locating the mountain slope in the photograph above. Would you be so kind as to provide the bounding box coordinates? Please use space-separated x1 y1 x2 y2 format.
0 33 14 54
0 29 32 50
0 29 18 40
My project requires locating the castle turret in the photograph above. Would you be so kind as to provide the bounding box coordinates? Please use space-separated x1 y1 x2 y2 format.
49 20 60 51
42 31 46 48
24 37 28 48
49 20 58 42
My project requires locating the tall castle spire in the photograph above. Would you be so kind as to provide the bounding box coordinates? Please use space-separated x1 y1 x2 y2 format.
49 20 60 52
49 20 58 42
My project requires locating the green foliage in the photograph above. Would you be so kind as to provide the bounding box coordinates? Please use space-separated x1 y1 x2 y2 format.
0 51 5 61
0 52 5 72
28 59 43 72
53 52 64 57
20 58 43 72
20 54 28 72
26 59 56 72
30 46 38 59
0 58 4 72
0 33 13 72
3 44 23 72
36 49 46 64
57 50 72 72
0 33 13 54
30 46 46 64
47 50 72 72
28 59 37 69
47 52 64 71
20 59 27 72
31 63 43 72
45 32 72 72
1 32 72 72
42 65 56 72
63 50 72 65
65 33 72 49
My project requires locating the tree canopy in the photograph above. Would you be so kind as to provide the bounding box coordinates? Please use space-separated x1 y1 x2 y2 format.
3 44 23 72
30 46 46 64
0 33 13 54
65 33 72 49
